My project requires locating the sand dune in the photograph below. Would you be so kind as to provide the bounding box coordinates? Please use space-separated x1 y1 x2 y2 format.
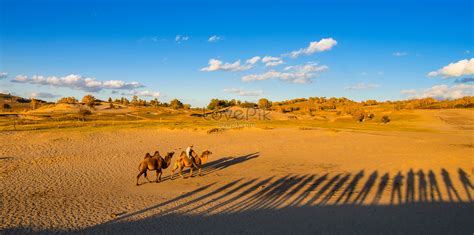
1 111 473 234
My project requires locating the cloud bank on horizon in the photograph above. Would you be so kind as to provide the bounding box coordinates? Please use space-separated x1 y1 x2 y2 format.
8 74 161 98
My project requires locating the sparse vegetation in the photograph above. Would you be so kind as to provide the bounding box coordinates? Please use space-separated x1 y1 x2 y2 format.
78 108 92 121
1 92 473 131
57 97 78 104
170 99 184 109
82 95 96 108
3 103 11 111
381 115 391 123
258 98 271 110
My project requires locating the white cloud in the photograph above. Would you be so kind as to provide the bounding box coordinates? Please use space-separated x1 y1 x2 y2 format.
289 38 338 58
208 35 222 42
246 56 261 65
392 52 408 56
401 84 474 99
0 72 7 80
242 62 328 84
262 56 284 67
261 56 279 63
30 92 59 99
242 71 280 82
175 35 189 43
223 88 263 96
12 74 144 92
345 83 380 90
265 60 284 67
428 58 474 78
200 58 254 72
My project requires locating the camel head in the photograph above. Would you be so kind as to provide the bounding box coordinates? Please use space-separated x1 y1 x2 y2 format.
164 151 175 166
199 150 212 164
166 151 175 159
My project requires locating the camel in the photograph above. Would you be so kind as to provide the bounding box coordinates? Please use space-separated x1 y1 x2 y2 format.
171 150 212 179
136 151 175 185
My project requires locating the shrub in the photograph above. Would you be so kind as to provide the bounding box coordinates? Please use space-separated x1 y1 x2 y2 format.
170 99 184 109
381 115 390 123
57 97 78 104
240 102 257 108
258 98 271 110
82 95 96 108
356 112 365 122
207 99 230 110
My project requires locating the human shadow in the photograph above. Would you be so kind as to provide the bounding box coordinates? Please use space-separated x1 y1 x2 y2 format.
417 170 428 202
442 168 462 202
428 170 443 202
458 168 473 202
335 170 364 204
353 171 377 205
405 169 415 203
391 171 404 205
372 173 389 205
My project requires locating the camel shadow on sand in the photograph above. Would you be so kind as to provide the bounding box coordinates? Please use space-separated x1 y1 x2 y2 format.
6 167 473 234
89 167 474 234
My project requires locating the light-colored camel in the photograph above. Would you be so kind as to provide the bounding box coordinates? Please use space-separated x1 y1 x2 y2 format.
136 151 175 185
171 150 212 179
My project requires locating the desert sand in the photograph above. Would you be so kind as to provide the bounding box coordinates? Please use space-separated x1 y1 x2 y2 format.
1 109 473 234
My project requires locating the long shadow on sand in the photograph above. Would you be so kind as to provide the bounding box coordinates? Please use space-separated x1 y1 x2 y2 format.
6 167 474 234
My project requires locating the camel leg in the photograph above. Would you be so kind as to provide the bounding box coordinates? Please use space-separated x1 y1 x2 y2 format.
144 171 151 183
190 167 194 178
156 170 162 183
171 165 176 180
136 172 144 186
156 170 161 182
179 166 184 179
198 167 202 176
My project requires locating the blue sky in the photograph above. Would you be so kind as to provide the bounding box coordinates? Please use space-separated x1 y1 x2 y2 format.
0 0 473 106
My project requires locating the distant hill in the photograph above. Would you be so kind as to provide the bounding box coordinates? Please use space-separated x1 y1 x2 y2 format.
0 93 49 112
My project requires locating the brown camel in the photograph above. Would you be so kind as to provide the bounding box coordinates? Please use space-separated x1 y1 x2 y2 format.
171 150 212 179
136 151 175 185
